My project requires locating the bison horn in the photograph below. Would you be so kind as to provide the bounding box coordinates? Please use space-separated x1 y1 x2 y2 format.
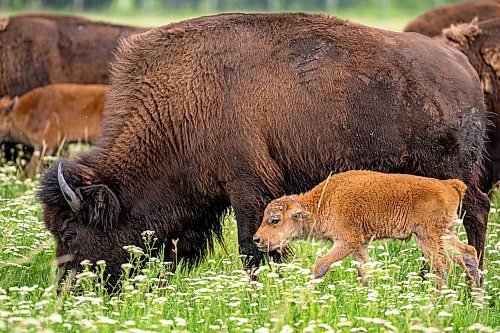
58 162 82 213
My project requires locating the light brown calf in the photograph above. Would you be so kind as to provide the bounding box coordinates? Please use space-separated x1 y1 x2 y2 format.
0 83 106 174
254 170 481 290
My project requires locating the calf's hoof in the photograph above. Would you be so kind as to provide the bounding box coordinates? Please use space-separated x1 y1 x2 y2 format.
312 263 330 279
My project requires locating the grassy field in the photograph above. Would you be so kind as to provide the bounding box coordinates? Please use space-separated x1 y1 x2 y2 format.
0 161 498 332
0 8 499 333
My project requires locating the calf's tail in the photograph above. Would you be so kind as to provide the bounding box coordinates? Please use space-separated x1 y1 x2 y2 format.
443 179 467 198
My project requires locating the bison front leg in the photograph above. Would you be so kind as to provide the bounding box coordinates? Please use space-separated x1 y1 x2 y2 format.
224 157 285 277
232 198 266 278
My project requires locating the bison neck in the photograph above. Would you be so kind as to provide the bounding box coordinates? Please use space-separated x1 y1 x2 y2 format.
81 147 230 264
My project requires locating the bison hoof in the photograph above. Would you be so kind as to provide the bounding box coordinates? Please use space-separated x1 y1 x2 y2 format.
245 268 259 282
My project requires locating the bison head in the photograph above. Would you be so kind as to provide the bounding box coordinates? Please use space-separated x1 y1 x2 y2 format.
0 96 17 138
39 161 140 287
253 195 311 253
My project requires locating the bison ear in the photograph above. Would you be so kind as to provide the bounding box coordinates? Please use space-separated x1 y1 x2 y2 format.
291 209 311 221
79 184 120 230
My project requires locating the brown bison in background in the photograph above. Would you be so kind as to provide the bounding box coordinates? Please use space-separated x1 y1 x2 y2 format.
0 83 106 175
404 0 500 37
0 13 146 98
39 13 489 286
438 18 500 192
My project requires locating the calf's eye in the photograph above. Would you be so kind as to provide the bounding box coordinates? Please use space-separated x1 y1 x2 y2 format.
268 216 280 225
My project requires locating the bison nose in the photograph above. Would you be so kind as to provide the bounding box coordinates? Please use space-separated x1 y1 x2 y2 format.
253 235 260 244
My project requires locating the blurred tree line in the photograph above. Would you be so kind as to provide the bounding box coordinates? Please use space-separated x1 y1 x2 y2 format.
0 0 463 12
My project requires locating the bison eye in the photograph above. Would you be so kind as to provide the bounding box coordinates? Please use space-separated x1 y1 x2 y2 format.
62 232 76 244
268 216 280 225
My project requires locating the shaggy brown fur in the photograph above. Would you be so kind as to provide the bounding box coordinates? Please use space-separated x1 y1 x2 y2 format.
38 13 489 286
0 13 146 98
439 18 500 191
0 84 106 175
404 0 500 37
254 171 481 290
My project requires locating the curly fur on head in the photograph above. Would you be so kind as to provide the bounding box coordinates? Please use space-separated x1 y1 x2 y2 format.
481 46 500 77
441 18 482 48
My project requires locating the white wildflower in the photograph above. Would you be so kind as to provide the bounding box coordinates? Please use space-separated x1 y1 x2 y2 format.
174 317 186 326
280 325 293 333
47 313 62 323
437 311 453 318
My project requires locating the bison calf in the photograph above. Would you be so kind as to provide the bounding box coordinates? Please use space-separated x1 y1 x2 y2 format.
254 170 481 290
0 83 106 175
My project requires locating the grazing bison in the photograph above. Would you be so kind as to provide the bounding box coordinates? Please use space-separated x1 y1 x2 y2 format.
0 13 146 98
0 84 106 175
403 0 500 37
437 18 500 192
38 13 489 285
253 171 481 291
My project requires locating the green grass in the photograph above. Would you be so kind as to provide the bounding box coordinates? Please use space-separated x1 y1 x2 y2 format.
0 163 498 332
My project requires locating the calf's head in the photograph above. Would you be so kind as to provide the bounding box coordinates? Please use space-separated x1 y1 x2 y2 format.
0 96 16 138
39 161 138 287
253 196 311 252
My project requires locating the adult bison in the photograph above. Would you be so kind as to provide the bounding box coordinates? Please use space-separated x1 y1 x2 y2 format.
439 18 500 192
0 13 146 98
39 13 489 285
404 0 500 37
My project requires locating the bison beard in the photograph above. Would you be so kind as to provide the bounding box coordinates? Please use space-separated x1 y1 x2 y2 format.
38 13 490 285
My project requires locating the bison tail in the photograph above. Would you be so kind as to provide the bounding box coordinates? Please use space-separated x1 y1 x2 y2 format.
443 179 467 198
441 17 481 46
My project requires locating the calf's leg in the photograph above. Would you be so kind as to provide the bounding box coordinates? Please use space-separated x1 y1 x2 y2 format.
352 243 370 285
313 239 359 279
414 235 448 289
444 233 481 288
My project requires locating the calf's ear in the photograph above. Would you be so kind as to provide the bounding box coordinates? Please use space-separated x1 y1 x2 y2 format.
79 184 120 230
7 96 18 113
290 209 311 221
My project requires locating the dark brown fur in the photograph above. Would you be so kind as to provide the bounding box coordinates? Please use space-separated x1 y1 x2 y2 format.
438 18 500 191
0 13 146 98
404 0 500 37
38 13 489 285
